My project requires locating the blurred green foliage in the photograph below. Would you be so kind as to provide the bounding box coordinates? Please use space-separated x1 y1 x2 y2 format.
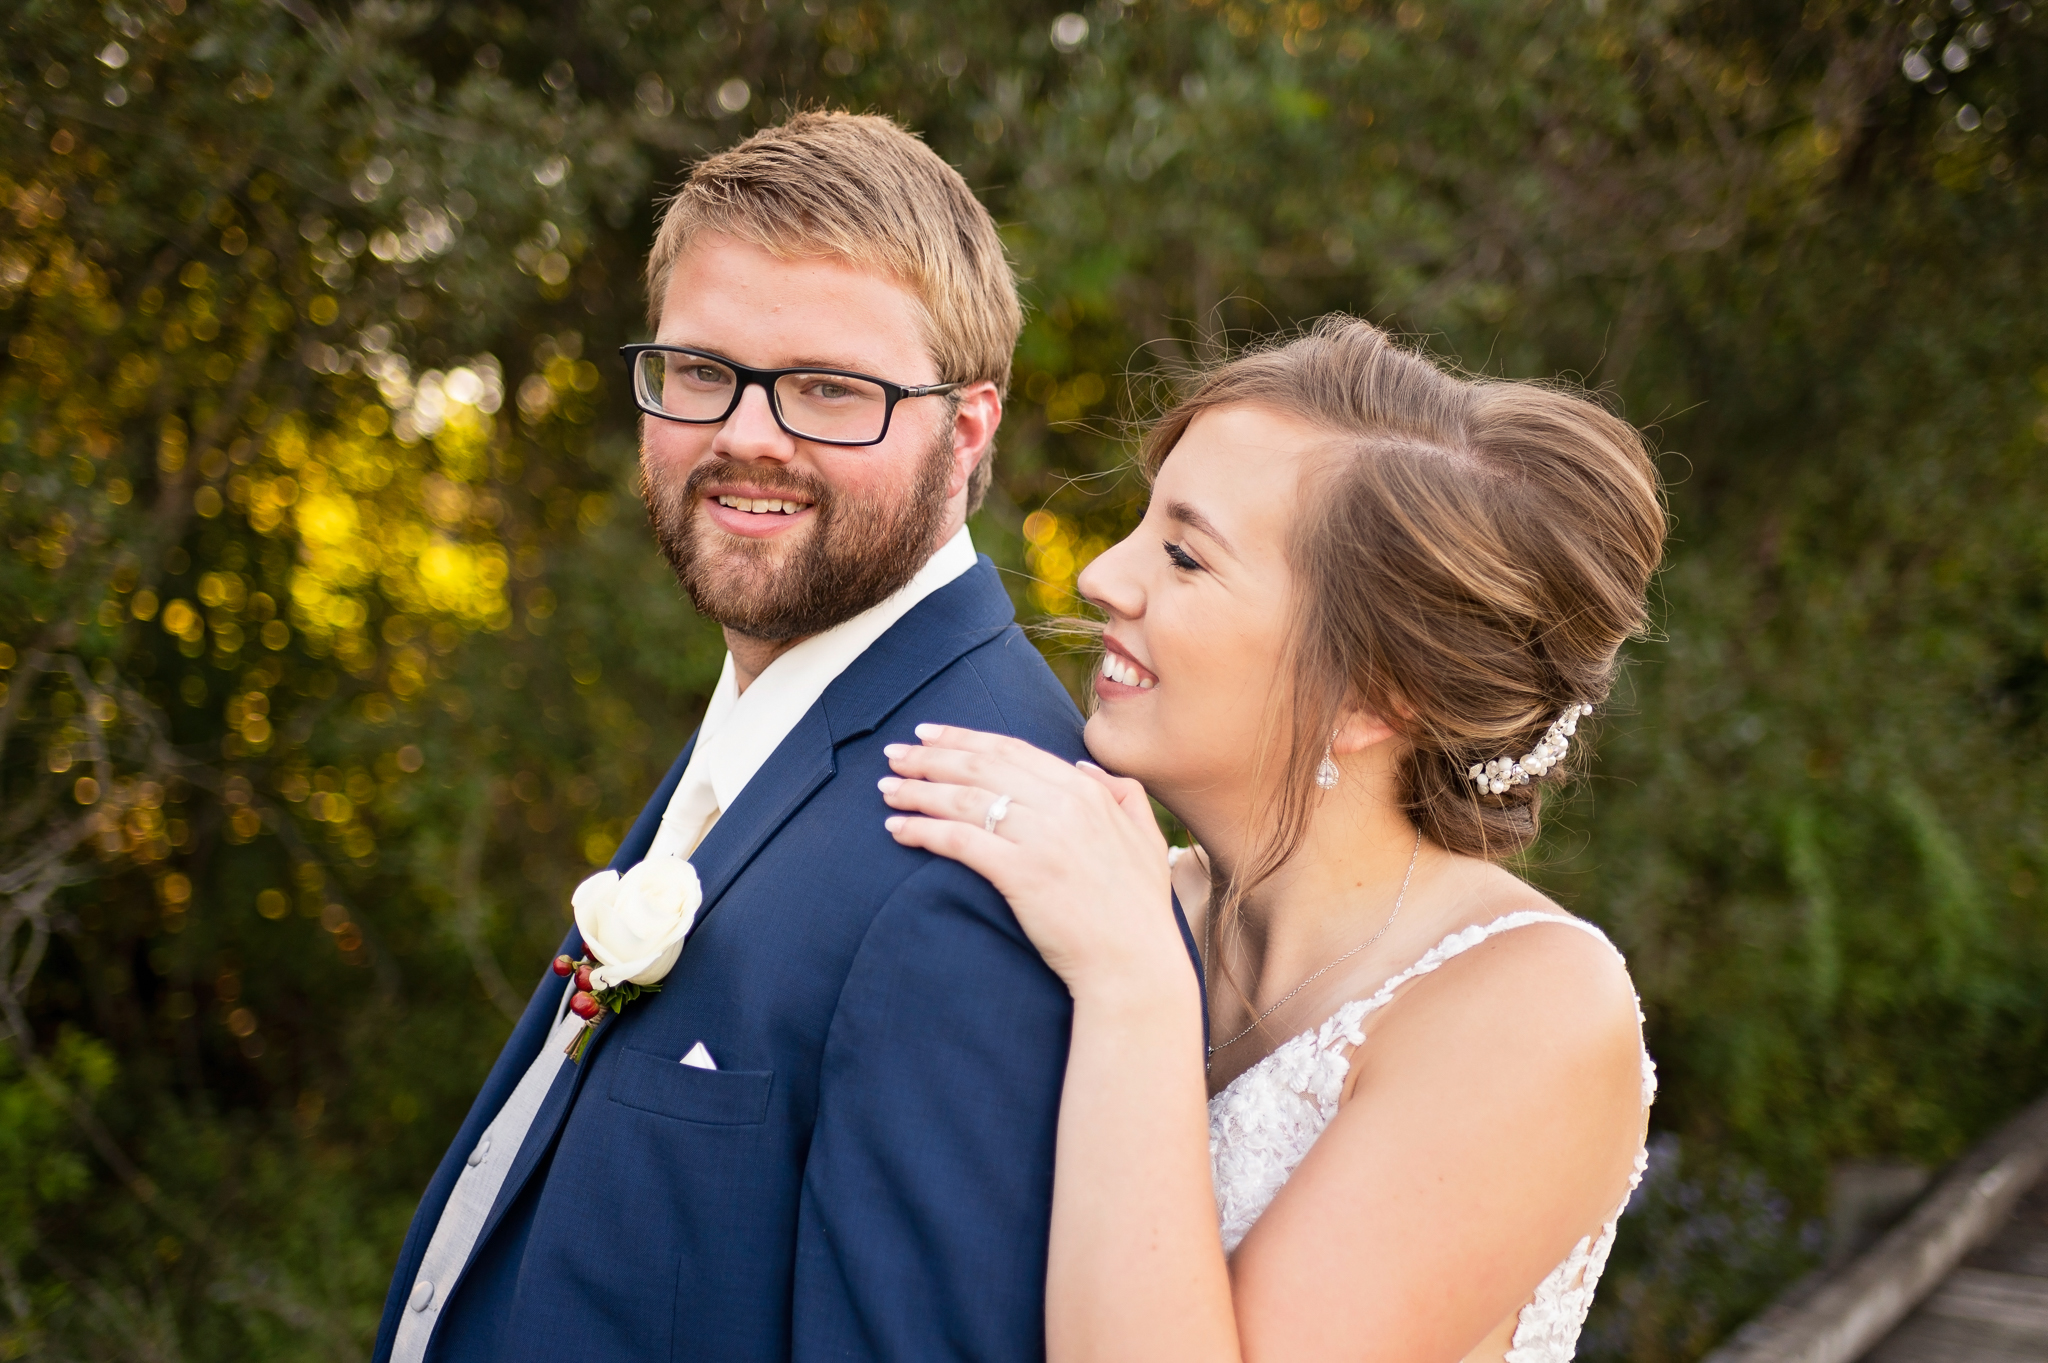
1 0 2043 1356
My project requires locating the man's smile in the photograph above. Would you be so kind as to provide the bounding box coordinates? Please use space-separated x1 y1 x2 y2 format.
715 495 810 514
699 481 820 539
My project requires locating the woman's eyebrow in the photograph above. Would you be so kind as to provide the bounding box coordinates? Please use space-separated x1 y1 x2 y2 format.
1164 499 1238 558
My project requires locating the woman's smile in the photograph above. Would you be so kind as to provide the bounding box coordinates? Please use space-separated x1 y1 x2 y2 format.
1096 637 1159 695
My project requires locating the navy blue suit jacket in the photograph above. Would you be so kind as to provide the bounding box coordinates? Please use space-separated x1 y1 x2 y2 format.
374 559 1194 1362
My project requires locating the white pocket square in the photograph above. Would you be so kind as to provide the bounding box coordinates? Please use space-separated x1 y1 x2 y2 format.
679 1041 717 1070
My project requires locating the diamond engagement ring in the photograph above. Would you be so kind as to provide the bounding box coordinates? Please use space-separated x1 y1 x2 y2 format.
983 793 1013 834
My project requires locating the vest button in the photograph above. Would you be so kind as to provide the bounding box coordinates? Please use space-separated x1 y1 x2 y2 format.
409 1279 435 1312
466 1135 491 1167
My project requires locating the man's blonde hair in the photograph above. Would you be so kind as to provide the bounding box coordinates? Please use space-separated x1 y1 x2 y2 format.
646 111 1021 511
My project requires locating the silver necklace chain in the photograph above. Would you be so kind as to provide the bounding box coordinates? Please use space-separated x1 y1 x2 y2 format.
1206 829 1423 1062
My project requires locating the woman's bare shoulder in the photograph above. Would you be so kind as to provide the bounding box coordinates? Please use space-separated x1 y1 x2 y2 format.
1352 863 1645 1106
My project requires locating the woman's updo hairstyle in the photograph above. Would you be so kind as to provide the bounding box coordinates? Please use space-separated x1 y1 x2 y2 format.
1140 316 1665 877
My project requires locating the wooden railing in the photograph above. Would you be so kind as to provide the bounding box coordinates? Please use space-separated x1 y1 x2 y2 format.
1701 1091 2048 1363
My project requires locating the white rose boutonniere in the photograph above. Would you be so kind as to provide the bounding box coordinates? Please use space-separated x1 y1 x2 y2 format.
575 857 702 987
551 856 702 1060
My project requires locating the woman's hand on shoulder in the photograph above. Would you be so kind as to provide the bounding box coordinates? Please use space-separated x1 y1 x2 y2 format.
880 724 1188 1006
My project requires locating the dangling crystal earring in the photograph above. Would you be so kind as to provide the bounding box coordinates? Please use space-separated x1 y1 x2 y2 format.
1315 730 1341 790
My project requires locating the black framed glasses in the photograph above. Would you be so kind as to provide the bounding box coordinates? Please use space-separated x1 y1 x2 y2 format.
619 344 962 448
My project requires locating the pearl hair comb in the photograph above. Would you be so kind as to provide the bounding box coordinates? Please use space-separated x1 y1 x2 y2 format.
1468 703 1594 796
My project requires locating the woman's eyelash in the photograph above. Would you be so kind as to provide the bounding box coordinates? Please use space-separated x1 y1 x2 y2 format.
1164 540 1202 571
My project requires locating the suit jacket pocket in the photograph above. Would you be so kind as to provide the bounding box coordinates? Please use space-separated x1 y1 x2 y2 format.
607 1046 773 1126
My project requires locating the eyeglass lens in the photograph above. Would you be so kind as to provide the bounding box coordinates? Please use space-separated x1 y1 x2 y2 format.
633 351 890 443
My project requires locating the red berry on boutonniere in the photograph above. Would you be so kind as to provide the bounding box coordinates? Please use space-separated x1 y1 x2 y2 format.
552 954 575 977
569 991 602 1021
574 963 595 992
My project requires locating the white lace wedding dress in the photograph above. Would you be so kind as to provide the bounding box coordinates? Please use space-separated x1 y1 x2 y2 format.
1207 911 1657 1363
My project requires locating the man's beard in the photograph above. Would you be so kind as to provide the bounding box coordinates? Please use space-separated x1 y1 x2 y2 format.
644 431 955 643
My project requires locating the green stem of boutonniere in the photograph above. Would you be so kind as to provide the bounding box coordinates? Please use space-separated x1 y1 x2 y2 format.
559 957 661 1062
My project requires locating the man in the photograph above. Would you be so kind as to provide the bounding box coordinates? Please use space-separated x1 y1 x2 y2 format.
373 113 1148 1362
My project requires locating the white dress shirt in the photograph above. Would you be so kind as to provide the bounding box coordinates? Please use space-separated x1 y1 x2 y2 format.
646 526 979 860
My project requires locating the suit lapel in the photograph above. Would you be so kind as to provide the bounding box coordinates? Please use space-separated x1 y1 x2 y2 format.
471 721 835 1249
639 557 1017 930
678 711 835 922
818 557 1016 744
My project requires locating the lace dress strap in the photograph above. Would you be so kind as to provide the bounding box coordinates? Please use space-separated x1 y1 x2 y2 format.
1281 912 1656 1122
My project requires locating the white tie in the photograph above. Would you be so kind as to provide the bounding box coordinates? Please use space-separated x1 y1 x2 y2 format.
649 771 720 862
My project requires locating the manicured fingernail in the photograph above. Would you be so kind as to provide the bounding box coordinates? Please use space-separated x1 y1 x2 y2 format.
885 816 905 832
877 776 901 793
915 723 942 740
1077 760 1104 772
884 743 909 759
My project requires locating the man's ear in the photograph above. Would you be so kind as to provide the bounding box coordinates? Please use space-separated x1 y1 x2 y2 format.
945 380 1002 499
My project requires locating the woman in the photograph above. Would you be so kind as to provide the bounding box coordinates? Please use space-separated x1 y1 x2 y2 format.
879 317 1667 1362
